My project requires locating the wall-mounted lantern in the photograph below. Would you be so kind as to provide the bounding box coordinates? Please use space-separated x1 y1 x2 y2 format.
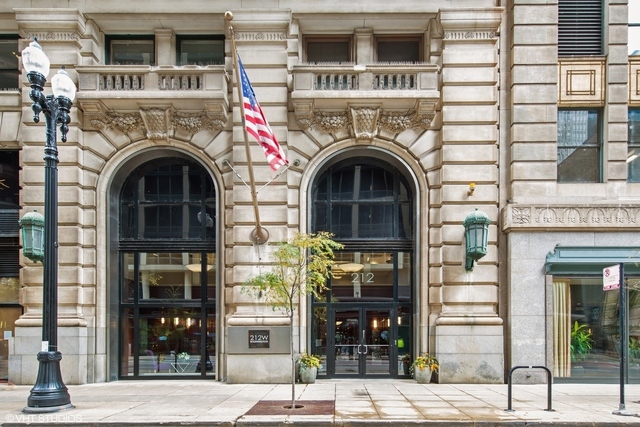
463 208 491 271
19 210 45 263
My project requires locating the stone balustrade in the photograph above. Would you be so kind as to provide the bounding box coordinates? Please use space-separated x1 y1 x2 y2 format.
292 63 440 118
75 65 229 118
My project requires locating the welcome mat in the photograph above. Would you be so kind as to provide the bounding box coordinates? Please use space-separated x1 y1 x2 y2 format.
245 400 335 416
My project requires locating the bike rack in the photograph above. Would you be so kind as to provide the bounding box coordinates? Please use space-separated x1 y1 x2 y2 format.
505 365 554 412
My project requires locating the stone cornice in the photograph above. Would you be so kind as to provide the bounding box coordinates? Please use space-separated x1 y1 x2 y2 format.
502 204 640 232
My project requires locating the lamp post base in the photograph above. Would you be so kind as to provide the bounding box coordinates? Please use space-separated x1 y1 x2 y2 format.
23 351 73 413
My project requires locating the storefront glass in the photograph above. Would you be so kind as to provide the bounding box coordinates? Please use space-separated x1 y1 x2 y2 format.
553 276 640 382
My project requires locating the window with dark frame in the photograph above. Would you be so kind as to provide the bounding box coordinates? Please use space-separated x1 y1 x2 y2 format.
177 36 225 66
375 36 422 63
304 37 352 63
628 109 640 182
107 36 155 65
557 109 602 183
0 36 18 90
558 0 603 56
118 158 217 378
0 150 20 303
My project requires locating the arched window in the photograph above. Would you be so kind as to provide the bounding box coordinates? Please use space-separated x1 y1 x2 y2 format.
311 158 415 378
312 159 413 246
117 158 217 378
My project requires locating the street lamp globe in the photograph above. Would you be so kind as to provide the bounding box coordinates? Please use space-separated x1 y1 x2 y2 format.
51 69 76 101
21 39 50 77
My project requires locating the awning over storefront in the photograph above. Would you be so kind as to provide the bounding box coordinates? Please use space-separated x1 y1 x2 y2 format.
546 246 640 275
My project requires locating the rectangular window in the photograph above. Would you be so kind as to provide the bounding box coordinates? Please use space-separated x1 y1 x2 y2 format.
558 0 603 56
628 109 640 182
630 2 640 56
177 36 224 66
0 36 18 90
376 36 422 63
304 37 351 63
557 109 601 183
107 36 155 65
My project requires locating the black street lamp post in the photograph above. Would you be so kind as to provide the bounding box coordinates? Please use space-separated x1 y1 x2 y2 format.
21 38 76 413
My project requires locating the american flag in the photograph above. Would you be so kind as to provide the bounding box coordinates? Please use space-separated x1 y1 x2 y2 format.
238 56 288 171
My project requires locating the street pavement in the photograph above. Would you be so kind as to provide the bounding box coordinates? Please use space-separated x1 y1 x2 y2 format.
1 379 640 426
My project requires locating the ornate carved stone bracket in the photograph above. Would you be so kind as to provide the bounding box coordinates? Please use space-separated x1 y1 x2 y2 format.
86 106 226 140
296 107 434 139
140 108 171 140
350 107 380 141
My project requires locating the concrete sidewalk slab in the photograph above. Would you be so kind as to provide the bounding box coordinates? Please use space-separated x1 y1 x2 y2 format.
0 380 639 426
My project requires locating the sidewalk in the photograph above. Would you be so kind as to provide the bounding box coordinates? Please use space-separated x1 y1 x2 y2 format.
1 380 640 426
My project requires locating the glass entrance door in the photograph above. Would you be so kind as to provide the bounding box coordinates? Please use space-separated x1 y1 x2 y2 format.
333 308 393 377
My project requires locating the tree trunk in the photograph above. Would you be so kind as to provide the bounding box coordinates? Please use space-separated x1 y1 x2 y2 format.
290 313 295 408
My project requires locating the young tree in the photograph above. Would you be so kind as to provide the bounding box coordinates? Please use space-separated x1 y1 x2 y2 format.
244 231 343 408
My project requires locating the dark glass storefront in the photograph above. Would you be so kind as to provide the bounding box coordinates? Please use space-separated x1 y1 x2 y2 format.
117 158 217 378
311 158 415 378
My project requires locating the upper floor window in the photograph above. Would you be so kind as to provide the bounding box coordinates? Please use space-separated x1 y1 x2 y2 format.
0 36 18 90
106 36 155 65
558 0 603 56
631 2 640 56
177 36 224 66
0 150 19 285
304 37 351 63
557 109 602 183
312 160 413 241
628 109 640 182
120 159 215 241
375 36 422 63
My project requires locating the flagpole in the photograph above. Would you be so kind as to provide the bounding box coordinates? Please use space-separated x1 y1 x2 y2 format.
226 11 269 244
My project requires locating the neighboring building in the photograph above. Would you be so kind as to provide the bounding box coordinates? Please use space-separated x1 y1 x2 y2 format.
0 0 638 385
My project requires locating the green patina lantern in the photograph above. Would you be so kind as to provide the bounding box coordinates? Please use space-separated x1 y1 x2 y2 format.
463 208 491 271
19 210 45 263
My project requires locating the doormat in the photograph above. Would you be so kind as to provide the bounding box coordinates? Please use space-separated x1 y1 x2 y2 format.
244 400 335 416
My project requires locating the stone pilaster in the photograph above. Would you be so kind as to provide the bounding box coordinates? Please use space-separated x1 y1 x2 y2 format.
224 10 293 383
434 8 503 383
12 9 93 384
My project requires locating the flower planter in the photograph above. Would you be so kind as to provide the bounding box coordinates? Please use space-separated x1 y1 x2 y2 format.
299 365 317 384
413 367 432 384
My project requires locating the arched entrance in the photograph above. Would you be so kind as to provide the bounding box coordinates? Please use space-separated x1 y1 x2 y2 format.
111 155 218 379
310 157 415 378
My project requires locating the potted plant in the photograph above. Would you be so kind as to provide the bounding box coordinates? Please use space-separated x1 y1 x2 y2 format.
299 353 320 383
570 321 593 362
410 353 439 383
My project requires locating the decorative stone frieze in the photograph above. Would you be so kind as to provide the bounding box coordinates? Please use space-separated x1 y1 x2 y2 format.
630 57 640 106
234 32 287 41
558 58 606 106
502 204 640 231
296 107 434 137
173 111 226 133
88 111 143 134
443 31 497 41
24 32 80 41
87 108 226 139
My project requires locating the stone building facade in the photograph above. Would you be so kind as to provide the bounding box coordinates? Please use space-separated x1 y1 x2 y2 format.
0 0 638 385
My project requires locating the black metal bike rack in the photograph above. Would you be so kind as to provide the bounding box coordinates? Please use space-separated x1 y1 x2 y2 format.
505 365 554 412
